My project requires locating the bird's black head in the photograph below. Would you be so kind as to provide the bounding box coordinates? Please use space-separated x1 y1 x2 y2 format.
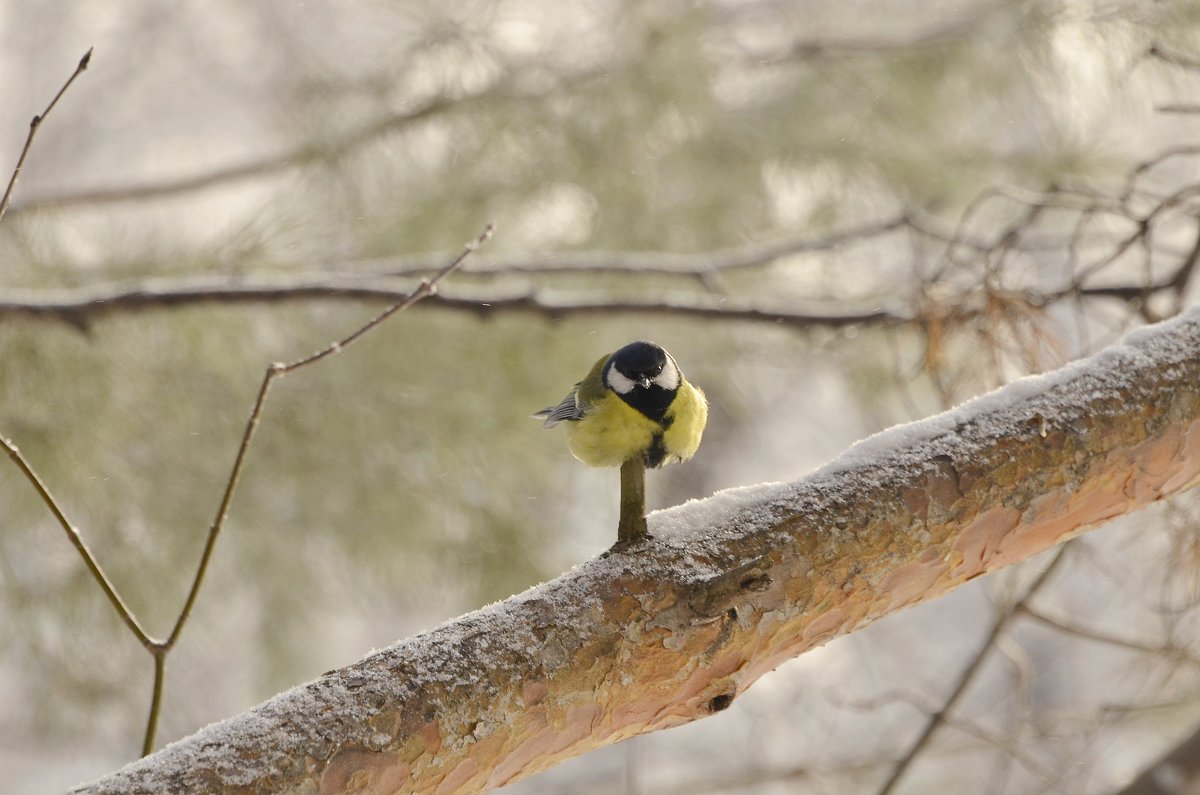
604 340 680 421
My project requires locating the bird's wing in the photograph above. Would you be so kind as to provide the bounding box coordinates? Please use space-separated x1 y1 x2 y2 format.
533 386 585 428
534 355 610 428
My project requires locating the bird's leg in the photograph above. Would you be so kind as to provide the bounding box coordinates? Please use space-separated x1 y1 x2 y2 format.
618 456 648 543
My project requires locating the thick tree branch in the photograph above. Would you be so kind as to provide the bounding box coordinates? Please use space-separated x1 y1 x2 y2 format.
3 269 1189 336
73 305 1200 794
0 278 911 331
2 194 1191 335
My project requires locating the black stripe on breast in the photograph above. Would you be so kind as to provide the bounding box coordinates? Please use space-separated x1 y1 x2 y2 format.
645 432 668 469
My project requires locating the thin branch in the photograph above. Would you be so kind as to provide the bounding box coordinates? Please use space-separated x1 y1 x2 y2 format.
162 368 275 649
1147 43 1200 74
139 222 493 753
143 653 166 758
0 48 92 224
349 211 1010 279
353 214 917 279
10 58 657 214
1018 604 1200 667
1167 218 1200 296
9 93 455 213
874 546 1069 795
0 435 155 648
9 68 618 215
1156 103 1200 114
1058 219 1200 313
938 713 1058 785
748 5 992 64
6 212 971 286
1127 146 1200 188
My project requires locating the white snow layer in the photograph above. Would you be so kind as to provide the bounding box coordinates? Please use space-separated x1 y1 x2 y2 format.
651 303 1200 539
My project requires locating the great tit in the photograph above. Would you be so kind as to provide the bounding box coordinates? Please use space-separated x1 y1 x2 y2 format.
535 340 708 469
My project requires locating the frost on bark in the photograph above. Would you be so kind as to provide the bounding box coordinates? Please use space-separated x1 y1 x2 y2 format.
76 308 1200 795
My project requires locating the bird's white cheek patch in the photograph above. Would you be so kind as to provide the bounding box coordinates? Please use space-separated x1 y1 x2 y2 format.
654 357 680 390
607 368 636 394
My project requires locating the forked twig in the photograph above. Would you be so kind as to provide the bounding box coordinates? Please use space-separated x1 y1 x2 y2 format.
165 222 496 652
0 48 92 225
140 221 494 753
1 222 493 756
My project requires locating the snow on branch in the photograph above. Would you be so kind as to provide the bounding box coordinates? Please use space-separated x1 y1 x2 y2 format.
73 306 1200 795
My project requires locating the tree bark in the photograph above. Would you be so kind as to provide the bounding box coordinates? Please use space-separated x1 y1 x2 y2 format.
74 308 1200 795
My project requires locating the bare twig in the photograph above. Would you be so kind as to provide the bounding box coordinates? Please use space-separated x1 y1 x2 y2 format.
357 214 918 279
1126 146 1200 191
1147 43 1200 74
9 66 621 215
169 227 497 648
938 713 1058 785
4 212 974 286
874 547 1069 795
135 222 493 753
0 436 153 648
1056 216 1200 317
9 93 454 213
1167 219 1200 298
1156 103 1200 114
1018 604 1200 667
0 48 92 224
747 4 992 64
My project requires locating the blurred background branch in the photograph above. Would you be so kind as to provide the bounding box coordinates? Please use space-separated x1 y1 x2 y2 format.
5 1 1200 793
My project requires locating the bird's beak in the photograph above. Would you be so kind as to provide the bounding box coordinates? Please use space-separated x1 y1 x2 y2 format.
637 376 652 389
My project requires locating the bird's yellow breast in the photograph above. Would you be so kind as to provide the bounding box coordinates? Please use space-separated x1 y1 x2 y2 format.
565 381 707 468
662 381 707 463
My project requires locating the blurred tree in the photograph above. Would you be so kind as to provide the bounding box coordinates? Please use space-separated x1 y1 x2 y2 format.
3 0 1200 793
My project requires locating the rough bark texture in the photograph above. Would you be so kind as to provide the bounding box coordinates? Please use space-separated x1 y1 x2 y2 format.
75 308 1200 795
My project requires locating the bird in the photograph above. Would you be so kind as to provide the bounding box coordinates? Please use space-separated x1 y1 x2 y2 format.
534 340 708 469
